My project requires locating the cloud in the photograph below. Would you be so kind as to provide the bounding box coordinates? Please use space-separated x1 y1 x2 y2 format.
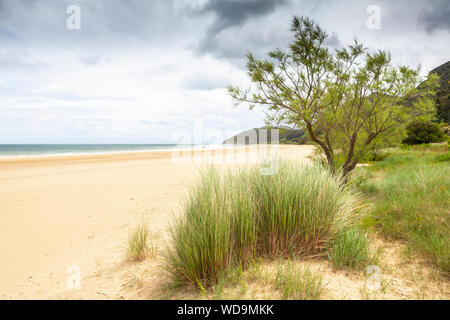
418 0 450 33
325 32 341 48
0 0 449 143
0 47 46 68
195 0 289 59
78 52 105 65
199 0 287 34
180 73 228 90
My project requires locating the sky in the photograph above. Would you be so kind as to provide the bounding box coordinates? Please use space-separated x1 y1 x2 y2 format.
0 0 449 144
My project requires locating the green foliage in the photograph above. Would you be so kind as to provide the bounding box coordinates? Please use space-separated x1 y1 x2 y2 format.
328 228 376 270
250 162 364 257
355 149 450 274
435 152 450 162
403 121 446 145
430 61 450 123
224 127 305 145
275 263 325 300
166 168 255 289
166 161 366 289
440 125 450 136
229 16 439 178
359 149 389 162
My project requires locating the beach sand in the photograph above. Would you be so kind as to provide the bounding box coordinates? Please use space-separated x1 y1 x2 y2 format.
0 145 314 299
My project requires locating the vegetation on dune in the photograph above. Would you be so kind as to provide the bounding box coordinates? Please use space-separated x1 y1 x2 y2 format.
166 161 367 289
275 263 325 300
160 15 449 298
127 221 151 262
163 144 449 294
250 163 364 257
352 146 450 274
329 228 377 270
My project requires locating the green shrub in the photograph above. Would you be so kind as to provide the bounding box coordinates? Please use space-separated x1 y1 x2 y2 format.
166 161 366 289
275 263 325 300
347 168 377 195
328 228 376 270
402 121 446 145
435 152 450 162
359 149 389 162
441 125 450 136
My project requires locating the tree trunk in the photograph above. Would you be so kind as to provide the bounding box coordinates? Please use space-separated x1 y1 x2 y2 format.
304 122 335 174
341 160 358 184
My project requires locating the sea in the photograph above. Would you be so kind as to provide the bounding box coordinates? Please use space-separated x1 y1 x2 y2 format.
0 144 195 158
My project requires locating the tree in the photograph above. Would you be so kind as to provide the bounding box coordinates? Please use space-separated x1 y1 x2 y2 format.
228 16 438 179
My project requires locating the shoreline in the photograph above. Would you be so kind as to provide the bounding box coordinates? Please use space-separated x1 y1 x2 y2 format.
0 144 286 168
0 144 223 160
0 144 272 161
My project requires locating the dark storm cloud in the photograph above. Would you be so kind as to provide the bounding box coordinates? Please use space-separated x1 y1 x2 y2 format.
418 0 450 33
196 0 289 59
199 0 287 34
0 0 448 67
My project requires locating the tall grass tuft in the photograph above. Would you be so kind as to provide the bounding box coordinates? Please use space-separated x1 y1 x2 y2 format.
166 168 256 289
275 263 325 300
329 228 376 270
249 163 364 256
127 221 150 262
166 161 366 289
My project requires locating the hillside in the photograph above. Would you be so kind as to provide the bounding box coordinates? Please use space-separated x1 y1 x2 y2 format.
223 126 306 145
430 60 450 123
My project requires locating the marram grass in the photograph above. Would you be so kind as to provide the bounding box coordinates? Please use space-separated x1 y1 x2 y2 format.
275 263 325 300
127 221 150 262
166 160 367 289
329 227 376 270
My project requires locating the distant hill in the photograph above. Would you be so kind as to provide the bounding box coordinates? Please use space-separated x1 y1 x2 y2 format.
429 61 450 123
223 126 306 145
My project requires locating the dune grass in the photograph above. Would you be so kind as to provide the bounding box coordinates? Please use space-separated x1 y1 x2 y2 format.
166 168 256 289
127 221 150 262
352 146 450 274
166 160 366 289
329 228 377 270
275 263 325 300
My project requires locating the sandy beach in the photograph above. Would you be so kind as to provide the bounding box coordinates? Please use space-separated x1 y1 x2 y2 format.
0 145 314 299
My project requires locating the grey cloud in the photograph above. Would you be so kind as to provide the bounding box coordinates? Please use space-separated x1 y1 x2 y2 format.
325 32 341 48
199 0 288 34
196 0 290 59
0 47 47 69
179 72 228 91
418 0 450 33
0 0 185 47
78 52 104 65
146 64 178 74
